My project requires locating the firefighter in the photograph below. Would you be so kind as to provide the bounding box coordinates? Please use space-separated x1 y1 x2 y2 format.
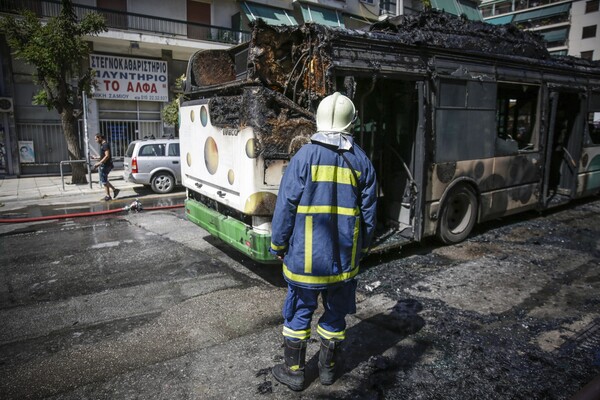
269 92 378 391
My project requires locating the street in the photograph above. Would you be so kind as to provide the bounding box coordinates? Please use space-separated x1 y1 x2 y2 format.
0 197 599 399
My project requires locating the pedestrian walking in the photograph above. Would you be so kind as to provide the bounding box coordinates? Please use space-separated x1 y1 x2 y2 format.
93 133 119 201
269 92 378 391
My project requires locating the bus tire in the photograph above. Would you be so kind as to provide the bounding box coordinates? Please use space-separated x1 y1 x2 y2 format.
151 171 175 194
437 184 478 244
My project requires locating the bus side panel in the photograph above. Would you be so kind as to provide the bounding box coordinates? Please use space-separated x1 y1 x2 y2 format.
575 146 600 197
423 154 542 236
478 183 540 219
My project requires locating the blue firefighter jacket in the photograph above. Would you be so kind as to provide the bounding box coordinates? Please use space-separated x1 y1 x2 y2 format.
270 133 377 289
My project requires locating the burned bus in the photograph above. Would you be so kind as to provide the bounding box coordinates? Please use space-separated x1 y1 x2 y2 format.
179 11 600 263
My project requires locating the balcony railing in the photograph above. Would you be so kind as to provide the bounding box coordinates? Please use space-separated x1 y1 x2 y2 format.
480 0 570 18
0 0 251 45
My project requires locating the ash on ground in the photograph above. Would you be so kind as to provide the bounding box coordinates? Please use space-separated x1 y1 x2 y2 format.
352 198 600 400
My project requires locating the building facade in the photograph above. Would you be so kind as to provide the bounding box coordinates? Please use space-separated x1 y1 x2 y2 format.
0 0 480 176
480 0 600 59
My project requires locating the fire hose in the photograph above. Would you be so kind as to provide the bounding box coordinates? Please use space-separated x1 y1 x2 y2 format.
0 199 184 224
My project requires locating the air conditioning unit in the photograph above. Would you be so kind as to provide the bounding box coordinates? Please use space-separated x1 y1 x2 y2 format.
0 97 14 113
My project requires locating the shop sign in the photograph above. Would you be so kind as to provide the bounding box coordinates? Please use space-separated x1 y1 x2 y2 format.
90 54 169 102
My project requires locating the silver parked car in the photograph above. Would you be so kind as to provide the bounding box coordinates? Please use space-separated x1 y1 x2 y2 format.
123 137 181 194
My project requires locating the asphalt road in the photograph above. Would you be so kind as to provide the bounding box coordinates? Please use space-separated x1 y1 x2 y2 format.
1 197 599 399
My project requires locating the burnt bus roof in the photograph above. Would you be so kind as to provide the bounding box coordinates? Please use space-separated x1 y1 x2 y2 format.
183 11 599 160
185 10 600 98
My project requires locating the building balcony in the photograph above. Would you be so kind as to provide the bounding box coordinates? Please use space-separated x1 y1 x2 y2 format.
480 0 571 18
0 0 251 45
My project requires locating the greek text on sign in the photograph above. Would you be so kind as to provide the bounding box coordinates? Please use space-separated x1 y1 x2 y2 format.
90 54 169 102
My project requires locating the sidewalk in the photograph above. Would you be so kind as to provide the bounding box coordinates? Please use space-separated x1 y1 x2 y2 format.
0 170 183 212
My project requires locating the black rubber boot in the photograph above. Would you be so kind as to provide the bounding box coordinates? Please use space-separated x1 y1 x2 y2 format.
318 338 340 385
272 338 307 391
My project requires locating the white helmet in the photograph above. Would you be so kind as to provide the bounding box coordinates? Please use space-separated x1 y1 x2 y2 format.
316 92 356 133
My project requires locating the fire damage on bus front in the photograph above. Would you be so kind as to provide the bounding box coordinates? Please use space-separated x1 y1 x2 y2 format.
180 11 600 262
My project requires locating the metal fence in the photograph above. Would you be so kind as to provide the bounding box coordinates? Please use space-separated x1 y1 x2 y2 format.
98 119 164 159
16 122 68 165
16 119 163 168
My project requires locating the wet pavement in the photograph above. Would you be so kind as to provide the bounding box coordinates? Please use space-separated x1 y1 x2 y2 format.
0 170 185 229
1 171 599 399
358 198 600 399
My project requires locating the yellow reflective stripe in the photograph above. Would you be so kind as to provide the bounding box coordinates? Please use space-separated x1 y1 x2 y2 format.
311 165 361 186
282 263 359 285
305 216 313 274
297 205 359 216
317 325 346 341
283 326 311 340
290 365 301 371
351 217 359 268
271 242 287 251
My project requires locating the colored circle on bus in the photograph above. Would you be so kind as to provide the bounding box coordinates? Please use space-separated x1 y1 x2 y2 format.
190 109 195 123
245 138 258 159
204 137 219 175
186 152 192 167
582 153 589 168
200 105 208 127
228 169 235 185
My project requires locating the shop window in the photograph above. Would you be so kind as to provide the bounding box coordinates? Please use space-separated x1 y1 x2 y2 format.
582 25 597 39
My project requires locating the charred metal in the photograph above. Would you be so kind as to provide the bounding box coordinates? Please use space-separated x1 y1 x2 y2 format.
182 10 600 255
185 11 599 160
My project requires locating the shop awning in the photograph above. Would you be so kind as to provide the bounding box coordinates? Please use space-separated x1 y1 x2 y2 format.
431 0 461 16
540 27 569 43
299 3 344 28
242 2 298 26
457 0 483 21
431 0 483 21
485 14 515 25
512 3 571 22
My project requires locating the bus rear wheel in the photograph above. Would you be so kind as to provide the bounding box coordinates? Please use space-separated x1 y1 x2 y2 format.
437 184 478 244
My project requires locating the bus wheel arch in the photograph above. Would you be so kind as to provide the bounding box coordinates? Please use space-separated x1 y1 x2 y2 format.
437 181 479 244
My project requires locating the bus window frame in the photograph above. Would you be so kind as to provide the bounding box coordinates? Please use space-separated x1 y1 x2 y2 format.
434 77 497 163
495 81 541 154
586 111 600 146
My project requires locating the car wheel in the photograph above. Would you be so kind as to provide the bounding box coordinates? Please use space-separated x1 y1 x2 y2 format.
151 172 175 194
437 184 478 244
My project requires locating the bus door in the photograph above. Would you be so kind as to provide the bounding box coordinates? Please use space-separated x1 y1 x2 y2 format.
544 91 585 204
355 77 425 246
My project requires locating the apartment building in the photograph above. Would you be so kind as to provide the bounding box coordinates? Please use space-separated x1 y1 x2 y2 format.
0 0 480 176
479 0 600 60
